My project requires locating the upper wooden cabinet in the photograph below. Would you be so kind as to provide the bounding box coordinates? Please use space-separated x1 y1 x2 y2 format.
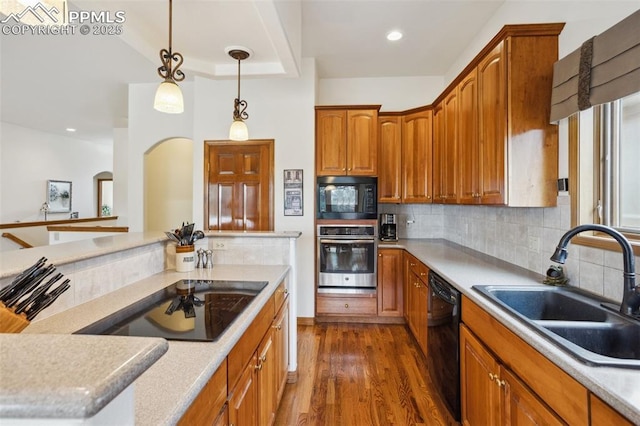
457 69 479 204
316 106 380 176
378 114 403 202
433 89 459 204
402 109 433 203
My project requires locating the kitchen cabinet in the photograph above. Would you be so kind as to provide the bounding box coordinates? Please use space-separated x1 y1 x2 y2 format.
377 248 403 317
589 394 634 426
378 114 403 203
460 324 564 426
315 106 380 176
404 252 428 355
227 279 289 426
401 109 433 203
457 69 479 204
316 293 377 317
178 359 228 425
475 27 561 206
462 296 589 425
433 90 458 204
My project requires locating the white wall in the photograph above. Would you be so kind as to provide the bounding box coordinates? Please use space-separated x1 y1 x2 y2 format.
0 122 112 223
127 59 318 317
318 76 445 110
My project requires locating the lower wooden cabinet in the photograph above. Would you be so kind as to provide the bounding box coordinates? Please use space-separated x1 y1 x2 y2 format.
460 324 564 425
589 394 634 426
182 279 290 426
377 248 403 317
404 251 428 356
178 359 228 425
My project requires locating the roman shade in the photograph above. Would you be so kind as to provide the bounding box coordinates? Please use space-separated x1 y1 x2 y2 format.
550 9 640 122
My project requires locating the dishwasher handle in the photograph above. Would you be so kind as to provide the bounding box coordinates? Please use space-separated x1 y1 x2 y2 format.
429 271 458 305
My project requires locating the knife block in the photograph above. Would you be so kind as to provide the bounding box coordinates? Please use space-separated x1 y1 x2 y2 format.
0 301 29 333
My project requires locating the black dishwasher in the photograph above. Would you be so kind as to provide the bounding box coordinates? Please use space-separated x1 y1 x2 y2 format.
427 270 461 422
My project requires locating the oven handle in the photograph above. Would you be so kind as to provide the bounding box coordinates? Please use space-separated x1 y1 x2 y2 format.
319 239 375 244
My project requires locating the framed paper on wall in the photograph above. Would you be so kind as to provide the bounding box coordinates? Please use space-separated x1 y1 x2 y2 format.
47 180 72 213
284 169 303 216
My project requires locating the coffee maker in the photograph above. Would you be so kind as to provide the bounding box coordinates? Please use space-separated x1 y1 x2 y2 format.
379 213 398 242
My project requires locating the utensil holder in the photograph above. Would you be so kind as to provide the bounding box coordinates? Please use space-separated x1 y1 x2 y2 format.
175 245 195 272
0 301 30 333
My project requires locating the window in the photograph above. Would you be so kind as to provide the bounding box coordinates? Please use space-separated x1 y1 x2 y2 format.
570 91 640 252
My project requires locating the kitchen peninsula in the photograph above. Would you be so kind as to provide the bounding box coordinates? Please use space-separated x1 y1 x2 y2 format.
0 231 300 425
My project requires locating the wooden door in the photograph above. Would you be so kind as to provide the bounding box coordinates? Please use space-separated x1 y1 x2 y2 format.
458 69 480 204
443 89 459 203
589 394 633 426
377 249 403 317
501 367 566 426
402 252 412 323
229 355 258 426
432 103 444 202
460 324 501 426
316 109 347 176
378 115 402 202
347 109 378 175
416 279 428 355
478 41 507 205
402 109 433 203
205 140 274 231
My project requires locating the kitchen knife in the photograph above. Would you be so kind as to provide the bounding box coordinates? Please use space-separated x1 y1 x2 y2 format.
13 273 63 315
0 257 47 301
3 265 56 308
25 279 70 321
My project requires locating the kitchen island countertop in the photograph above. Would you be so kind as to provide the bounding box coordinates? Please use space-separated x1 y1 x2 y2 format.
17 264 290 425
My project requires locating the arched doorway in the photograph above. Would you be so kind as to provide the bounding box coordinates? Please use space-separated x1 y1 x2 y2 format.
144 137 193 232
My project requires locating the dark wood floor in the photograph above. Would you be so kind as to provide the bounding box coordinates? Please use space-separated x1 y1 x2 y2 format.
274 323 450 426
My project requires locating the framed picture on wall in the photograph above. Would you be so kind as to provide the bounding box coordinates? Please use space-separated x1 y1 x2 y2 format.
47 180 72 213
284 169 303 216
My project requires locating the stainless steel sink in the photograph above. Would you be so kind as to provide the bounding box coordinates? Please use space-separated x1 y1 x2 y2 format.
473 285 640 368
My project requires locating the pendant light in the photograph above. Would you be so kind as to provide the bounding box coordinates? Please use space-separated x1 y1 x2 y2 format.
228 48 250 141
154 0 185 114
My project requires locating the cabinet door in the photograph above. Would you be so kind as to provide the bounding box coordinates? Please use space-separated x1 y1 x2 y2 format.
416 279 428 355
347 109 378 175
378 115 402 202
442 89 459 203
274 300 290 403
432 103 444 202
316 109 347 176
477 41 507 205
458 69 480 204
229 354 258 426
377 249 403 317
402 252 412 323
258 329 277 426
460 324 501 426
402 110 433 203
501 367 566 426
589 394 633 426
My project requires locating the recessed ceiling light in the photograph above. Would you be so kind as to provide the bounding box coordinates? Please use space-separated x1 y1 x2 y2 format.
66 128 76 132
387 31 403 41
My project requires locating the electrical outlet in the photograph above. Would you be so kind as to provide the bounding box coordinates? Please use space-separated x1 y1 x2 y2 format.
406 220 415 225
528 236 541 253
213 242 226 250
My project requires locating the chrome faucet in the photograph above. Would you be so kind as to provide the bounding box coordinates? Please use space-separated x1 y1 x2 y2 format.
550 224 639 316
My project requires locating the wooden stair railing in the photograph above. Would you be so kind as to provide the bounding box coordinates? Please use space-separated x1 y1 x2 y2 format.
2 232 33 249
46 226 129 233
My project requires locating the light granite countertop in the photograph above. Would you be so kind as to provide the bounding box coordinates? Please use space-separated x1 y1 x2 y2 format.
22 264 290 425
0 334 168 419
382 239 640 423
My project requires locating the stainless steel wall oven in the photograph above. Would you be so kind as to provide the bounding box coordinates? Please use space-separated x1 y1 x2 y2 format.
317 224 377 291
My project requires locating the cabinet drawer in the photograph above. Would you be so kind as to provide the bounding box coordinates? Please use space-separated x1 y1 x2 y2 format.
317 295 377 316
407 255 429 283
274 279 288 312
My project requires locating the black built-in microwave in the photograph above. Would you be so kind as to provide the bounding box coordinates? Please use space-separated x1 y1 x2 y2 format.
316 176 377 220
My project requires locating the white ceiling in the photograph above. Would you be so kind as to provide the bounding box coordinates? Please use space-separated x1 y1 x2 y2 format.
0 0 507 144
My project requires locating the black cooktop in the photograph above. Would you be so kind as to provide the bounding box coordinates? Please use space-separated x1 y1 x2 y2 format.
75 279 268 342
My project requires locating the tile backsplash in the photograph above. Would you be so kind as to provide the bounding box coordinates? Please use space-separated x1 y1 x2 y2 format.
380 195 639 303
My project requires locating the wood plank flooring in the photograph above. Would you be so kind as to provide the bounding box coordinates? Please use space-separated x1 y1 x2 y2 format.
274 323 449 426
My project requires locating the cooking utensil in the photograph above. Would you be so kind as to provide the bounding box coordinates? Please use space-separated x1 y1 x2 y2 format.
165 232 181 243
4 264 56 308
25 279 71 321
13 273 63 314
190 230 205 245
0 257 47 301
